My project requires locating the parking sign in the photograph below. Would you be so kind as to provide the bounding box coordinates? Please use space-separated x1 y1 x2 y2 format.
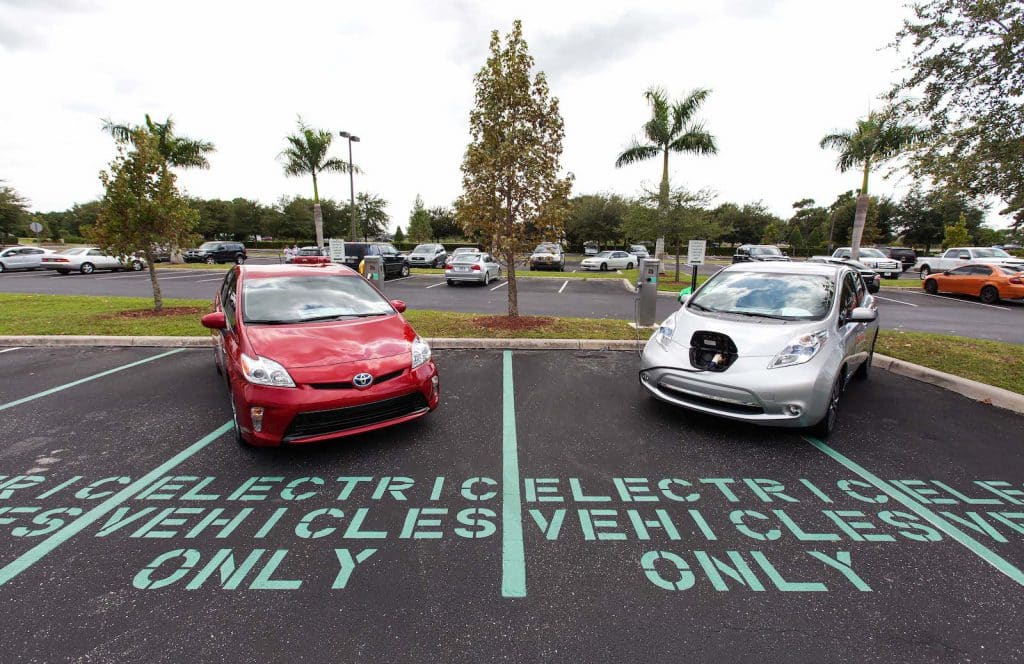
328 238 346 263
687 239 707 265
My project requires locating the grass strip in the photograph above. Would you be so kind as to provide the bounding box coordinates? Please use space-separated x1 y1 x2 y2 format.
877 330 1024 395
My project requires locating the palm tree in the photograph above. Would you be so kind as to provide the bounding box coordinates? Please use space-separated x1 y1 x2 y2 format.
279 118 359 249
615 87 718 211
820 108 920 260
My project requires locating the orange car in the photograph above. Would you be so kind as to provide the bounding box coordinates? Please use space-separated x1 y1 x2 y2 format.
923 263 1024 303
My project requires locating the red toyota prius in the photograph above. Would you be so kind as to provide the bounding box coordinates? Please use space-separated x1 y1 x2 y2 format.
201 264 439 446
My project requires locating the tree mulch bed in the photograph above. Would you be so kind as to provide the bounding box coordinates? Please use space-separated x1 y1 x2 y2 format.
104 307 206 319
472 315 554 331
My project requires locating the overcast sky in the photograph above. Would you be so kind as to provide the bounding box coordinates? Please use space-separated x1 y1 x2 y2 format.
1 0 1006 230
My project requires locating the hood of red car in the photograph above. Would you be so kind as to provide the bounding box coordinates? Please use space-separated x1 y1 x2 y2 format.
243 314 415 368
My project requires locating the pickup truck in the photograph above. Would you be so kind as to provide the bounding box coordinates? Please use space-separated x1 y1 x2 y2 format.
831 247 902 279
917 247 1024 277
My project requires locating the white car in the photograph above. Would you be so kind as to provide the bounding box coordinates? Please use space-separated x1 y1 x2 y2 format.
580 250 636 271
41 247 146 274
832 247 901 280
628 244 650 261
0 246 53 273
916 247 1024 278
445 252 502 285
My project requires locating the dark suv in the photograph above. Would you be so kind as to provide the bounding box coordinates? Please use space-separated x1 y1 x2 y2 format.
881 247 917 271
185 241 247 264
339 242 410 279
732 244 790 263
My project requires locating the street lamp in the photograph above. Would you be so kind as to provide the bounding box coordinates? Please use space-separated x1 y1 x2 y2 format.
339 131 360 241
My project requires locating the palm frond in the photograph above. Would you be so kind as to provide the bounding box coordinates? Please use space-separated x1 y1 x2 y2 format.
320 157 361 174
615 141 660 168
668 126 718 155
819 131 853 151
642 87 671 146
671 88 711 135
101 118 134 143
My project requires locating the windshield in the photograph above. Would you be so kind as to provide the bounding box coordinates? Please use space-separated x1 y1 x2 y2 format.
243 275 394 324
534 244 559 253
413 244 439 253
688 271 836 321
974 248 1011 258
750 246 782 256
593 251 613 258
297 248 320 256
995 265 1021 275
858 248 886 258
453 253 481 262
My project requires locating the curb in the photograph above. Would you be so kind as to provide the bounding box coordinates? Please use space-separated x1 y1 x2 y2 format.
1 336 1020 415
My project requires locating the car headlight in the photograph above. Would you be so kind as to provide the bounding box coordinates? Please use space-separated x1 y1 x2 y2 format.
411 336 432 369
652 314 677 347
769 330 828 369
239 353 296 387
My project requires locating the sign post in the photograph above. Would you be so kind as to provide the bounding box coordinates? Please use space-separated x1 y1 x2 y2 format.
687 239 707 294
328 238 346 264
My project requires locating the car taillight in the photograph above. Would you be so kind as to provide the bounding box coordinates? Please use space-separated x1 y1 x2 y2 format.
1010 277 1022 284
471 264 481 271
46 257 69 262
444 263 452 269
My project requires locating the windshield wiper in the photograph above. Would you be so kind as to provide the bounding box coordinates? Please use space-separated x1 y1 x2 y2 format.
731 311 800 321
245 319 297 325
296 312 389 322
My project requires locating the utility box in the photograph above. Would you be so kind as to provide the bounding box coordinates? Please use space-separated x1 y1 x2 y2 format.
637 257 660 326
363 255 384 283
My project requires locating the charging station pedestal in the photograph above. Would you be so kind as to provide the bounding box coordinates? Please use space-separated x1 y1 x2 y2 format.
637 258 660 326
363 256 384 284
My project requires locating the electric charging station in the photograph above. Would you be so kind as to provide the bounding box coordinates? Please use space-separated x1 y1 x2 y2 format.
636 257 660 326
363 255 384 283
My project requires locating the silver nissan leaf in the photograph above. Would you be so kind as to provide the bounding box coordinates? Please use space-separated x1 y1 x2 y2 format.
639 262 879 437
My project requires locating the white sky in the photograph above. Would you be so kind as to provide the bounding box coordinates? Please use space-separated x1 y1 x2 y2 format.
0 0 1011 229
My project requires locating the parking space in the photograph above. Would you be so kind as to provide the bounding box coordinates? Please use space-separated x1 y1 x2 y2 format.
0 346 1022 661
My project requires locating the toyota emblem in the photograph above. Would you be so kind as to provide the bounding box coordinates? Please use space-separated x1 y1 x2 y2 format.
353 372 373 388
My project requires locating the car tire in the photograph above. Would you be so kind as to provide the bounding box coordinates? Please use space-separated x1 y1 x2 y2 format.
80 262 95 274
228 384 250 446
235 254 245 265
205 257 216 265
56 269 70 275
919 265 931 278
924 278 938 294
446 279 455 286
400 264 410 278
626 262 634 270
0 262 5 273
483 271 490 286
854 335 876 381
810 372 845 438
600 262 608 271
980 285 1000 304
131 260 143 271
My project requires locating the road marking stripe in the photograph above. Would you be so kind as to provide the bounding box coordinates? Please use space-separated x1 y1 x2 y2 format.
490 281 508 291
501 350 526 598
0 421 233 586
914 292 1012 311
389 276 412 282
0 349 185 412
196 277 224 283
805 436 1024 587
873 295 918 307
558 280 568 294
0 347 23 354
425 281 446 289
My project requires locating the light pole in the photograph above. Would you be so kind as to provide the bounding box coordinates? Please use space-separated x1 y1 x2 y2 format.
339 131 360 241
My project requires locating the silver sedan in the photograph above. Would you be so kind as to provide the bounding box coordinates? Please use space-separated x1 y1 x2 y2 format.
445 252 502 286
41 247 146 274
639 262 879 437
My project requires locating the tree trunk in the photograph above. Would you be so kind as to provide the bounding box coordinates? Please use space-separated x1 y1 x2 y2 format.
674 237 681 282
506 245 518 318
850 194 869 262
659 148 670 211
313 203 324 250
145 248 163 312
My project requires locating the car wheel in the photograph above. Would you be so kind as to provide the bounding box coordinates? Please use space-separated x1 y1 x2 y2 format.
401 263 410 278
980 285 1000 304
235 254 245 265
446 279 455 286
483 270 490 286
205 256 216 265
854 335 876 381
810 372 845 438
228 384 249 446
626 262 633 270
924 278 938 294
600 262 608 271
131 260 143 271
0 262 5 273
80 262 95 274
56 269 70 275
919 266 930 278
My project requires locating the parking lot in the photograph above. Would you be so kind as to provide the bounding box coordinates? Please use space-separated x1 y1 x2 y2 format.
0 346 1022 662
2 267 1022 344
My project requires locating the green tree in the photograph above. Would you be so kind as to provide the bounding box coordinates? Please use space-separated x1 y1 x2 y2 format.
788 227 805 257
623 187 720 280
564 194 627 248
427 206 461 241
456 20 573 317
0 181 29 244
344 193 389 241
88 129 199 311
393 226 405 243
715 201 781 246
890 0 1024 225
943 213 971 249
895 186 986 254
820 108 920 260
279 117 359 249
407 194 433 242
615 87 718 211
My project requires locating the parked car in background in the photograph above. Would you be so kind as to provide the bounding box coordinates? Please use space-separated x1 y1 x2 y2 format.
580 250 636 271
451 247 482 257
922 263 1024 304
628 244 651 261
640 261 878 437
185 241 247 264
0 246 53 273
289 246 329 265
583 241 599 256
732 245 790 263
408 244 447 268
880 247 917 272
807 256 880 293
831 247 901 279
337 242 410 279
444 251 502 286
41 247 145 274
529 243 565 271
199 263 438 446
916 247 1024 278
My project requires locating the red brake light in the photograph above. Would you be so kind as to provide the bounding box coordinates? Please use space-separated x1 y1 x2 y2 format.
444 263 452 270
471 264 481 271
1010 277 1022 285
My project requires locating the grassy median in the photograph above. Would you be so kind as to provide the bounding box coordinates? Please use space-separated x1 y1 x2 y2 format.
876 330 1024 394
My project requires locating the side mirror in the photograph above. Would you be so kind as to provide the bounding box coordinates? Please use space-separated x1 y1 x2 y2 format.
678 288 692 304
391 299 407 313
201 311 227 330
943 270 951 276
848 307 877 323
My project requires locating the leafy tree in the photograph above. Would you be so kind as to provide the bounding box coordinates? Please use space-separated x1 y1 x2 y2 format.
890 1 1024 225
615 87 718 211
828 191 884 248
807 226 824 254
623 188 720 280
943 213 971 249
0 181 28 244
895 186 986 254
820 108 920 260
88 129 199 311
279 117 358 248
788 227 805 257
715 201 782 246
393 226 405 243
407 194 433 242
427 206 461 241
456 20 573 317
344 193 389 240
564 194 627 248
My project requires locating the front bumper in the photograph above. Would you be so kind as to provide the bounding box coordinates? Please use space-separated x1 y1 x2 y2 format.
639 339 835 428
232 360 439 446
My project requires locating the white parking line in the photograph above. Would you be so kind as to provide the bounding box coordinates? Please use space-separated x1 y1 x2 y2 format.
873 295 918 307
558 280 568 294
425 281 446 289
0 347 23 354
196 277 224 283
916 292 1012 311
156 273 218 281
490 280 508 291
97 273 150 280
388 276 412 283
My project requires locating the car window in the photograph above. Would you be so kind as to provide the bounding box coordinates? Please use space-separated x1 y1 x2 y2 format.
750 246 782 256
840 272 857 320
859 248 886 258
971 265 993 276
379 245 398 256
688 271 836 321
534 244 559 253
958 250 971 260
853 270 866 305
26 248 43 254
948 266 973 275
995 265 1020 276
243 275 394 323
222 269 238 328
942 249 958 258
974 248 1009 258
88 249 104 256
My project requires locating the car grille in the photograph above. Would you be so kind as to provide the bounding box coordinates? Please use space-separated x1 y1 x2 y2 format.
309 369 405 390
284 392 428 440
659 382 765 415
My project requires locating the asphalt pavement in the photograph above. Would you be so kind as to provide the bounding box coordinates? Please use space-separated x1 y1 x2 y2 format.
0 346 1022 662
